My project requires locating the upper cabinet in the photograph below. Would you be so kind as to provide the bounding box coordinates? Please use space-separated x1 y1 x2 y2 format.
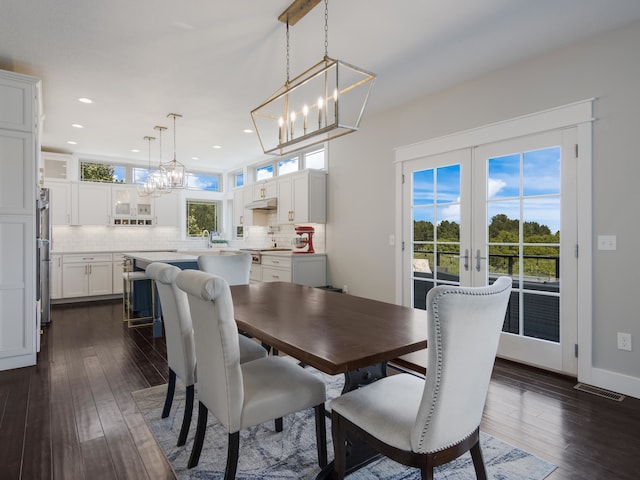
111 185 153 225
154 190 181 227
277 170 326 224
253 179 277 200
233 186 253 227
48 180 73 225
0 71 38 132
77 183 111 225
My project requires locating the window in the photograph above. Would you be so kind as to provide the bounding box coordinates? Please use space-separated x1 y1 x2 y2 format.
256 164 274 180
234 171 244 187
304 148 325 170
80 161 126 183
278 157 299 175
186 200 220 237
132 167 156 185
186 172 220 191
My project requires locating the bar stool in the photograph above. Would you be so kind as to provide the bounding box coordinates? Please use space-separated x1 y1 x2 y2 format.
122 259 155 328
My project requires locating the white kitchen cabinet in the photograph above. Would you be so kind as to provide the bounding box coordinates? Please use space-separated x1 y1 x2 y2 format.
233 186 253 227
0 69 40 371
276 170 326 224
77 183 111 225
112 254 125 294
50 254 63 299
41 152 73 182
62 253 113 298
252 179 277 200
47 181 72 225
249 263 262 282
154 190 181 227
260 254 326 287
112 185 153 225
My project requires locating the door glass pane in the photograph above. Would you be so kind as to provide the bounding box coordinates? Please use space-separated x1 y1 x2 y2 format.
487 146 561 343
412 164 461 309
488 154 520 198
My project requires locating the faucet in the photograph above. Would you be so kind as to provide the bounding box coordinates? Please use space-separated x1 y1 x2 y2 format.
202 230 210 248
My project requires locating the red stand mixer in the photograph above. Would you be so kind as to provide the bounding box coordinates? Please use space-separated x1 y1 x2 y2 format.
293 225 315 254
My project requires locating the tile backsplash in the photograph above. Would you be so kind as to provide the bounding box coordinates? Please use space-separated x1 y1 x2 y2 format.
52 222 325 253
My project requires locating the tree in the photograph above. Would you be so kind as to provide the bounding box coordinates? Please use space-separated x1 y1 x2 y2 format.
81 162 116 182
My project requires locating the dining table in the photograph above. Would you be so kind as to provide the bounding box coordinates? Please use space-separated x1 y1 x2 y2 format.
229 281 428 479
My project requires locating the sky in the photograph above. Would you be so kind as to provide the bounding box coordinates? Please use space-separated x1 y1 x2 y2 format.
412 146 561 234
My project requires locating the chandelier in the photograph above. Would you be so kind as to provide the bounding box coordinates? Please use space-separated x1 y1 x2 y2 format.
251 0 375 156
161 113 187 189
152 125 171 194
137 135 158 197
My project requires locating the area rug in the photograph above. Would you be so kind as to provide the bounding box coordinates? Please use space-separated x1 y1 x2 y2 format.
132 362 556 480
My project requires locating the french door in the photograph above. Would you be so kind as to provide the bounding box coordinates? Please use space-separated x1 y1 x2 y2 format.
402 129 578 375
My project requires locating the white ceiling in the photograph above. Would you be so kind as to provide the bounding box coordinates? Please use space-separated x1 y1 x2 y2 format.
3 0 640 172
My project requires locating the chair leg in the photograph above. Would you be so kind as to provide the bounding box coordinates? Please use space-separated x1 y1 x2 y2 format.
470 440 488 480
275 417 283 432
330 411 347 480
177 384 194 446
162 368 176 419
187 402 208 469
224 431 240 480
314 404 328 468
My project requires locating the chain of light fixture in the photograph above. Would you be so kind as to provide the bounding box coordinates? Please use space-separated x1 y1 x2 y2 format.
138 135 157 197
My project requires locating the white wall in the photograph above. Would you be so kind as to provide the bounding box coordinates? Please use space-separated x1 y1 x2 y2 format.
326 20 640 387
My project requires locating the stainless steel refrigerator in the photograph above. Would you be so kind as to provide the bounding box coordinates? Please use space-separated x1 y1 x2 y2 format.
36 187 51 326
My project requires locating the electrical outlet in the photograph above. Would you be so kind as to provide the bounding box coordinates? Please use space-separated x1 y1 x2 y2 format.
598 235 617 250
342 285 349 295
617 332 632 351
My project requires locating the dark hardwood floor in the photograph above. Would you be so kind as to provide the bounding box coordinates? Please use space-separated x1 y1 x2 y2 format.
1 299 639 479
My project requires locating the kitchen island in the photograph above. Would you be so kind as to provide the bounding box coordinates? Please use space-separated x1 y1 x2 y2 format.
123 251 201 336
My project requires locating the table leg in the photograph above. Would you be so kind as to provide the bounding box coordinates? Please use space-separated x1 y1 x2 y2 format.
315 362 387 480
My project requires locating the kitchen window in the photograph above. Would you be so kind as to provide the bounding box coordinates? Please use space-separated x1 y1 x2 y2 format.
186 200 219 237
186 172 220 191
80 161 126 183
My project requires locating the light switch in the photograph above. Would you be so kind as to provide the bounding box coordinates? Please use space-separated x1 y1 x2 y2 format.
597 235 617 251
389 234 395 246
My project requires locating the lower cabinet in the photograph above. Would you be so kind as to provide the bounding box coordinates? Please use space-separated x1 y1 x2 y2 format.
260 254 326 287
112 254 125 294
249 263 262 282
61 253 113 298
51 254 63 299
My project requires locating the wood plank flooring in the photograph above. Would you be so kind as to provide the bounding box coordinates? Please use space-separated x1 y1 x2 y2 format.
1 299 639 479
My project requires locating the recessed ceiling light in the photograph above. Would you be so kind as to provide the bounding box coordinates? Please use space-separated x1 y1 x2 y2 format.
212 145 222 149
78 97 93 104
67 141 77 145
71 123 84 128
191 156 200 160
131 149 140 153
243 129 253 134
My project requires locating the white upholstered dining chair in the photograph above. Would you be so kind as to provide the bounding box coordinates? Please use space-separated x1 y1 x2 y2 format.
330 276 512 480
197 253 252 286
175 269 328 476
144 262 267 447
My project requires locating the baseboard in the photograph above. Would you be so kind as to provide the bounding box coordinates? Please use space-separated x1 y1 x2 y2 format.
589 367 640 400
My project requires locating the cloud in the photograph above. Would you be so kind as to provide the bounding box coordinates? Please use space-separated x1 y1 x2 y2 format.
488 177 507 198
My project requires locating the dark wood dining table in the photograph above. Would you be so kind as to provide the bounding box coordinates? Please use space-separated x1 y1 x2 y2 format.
230 281 428 479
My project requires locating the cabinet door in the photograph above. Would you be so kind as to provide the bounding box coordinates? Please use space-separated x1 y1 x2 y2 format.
77 183 111 225
277 175 294 224
233 186 253 226
48 182 72 225
62 263 88 297
88 263 113 296
0 73 36 131
291 173 310 223
0 130 33 215
50 254 63 299
262 266 292 283
155 191 180 226
112 258 124 294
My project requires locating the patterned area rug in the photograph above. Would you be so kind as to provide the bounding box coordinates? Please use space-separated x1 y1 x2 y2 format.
132 361 556 479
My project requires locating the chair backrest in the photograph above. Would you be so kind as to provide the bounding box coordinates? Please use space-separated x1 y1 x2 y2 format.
411 276 512 453
197 253 252 286
175 269 244 433
145 262 196 386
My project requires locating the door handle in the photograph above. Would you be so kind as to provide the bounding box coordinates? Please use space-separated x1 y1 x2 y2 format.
475 249 487 272
455 249 470 271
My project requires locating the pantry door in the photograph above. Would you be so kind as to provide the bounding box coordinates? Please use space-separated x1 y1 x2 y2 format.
403 128 578 375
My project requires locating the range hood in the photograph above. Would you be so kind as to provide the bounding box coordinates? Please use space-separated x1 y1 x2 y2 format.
245 197 277 210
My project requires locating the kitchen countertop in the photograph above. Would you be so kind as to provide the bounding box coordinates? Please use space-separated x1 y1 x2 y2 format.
122 251 198 263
